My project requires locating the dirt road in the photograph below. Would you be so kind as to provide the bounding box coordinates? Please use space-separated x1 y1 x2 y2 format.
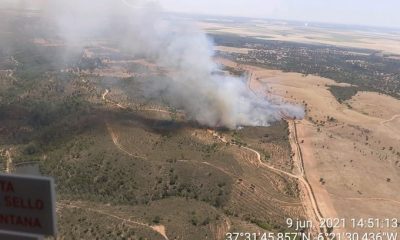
380 114 400 125
210 126 325 234
102 89 177 114
106 122 147 160
102 88 324 234
244 68 326 234
102 89 127 109
58 202 169 240
287 121 325 234
101 92 176 239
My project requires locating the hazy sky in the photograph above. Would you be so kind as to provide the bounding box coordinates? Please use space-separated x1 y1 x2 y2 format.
1 0 399 29
160 0 400 28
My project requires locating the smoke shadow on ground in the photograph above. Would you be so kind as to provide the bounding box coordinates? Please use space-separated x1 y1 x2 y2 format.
109 108 205 136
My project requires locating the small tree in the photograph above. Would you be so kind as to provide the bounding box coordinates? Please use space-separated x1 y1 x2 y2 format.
153 216 161 224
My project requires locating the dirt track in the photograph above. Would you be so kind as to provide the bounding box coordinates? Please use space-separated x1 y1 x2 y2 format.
102 89 127 109
102 82 323 234
228 58 400 234
244 69 326 234
210 125 325 234
102 79 327 233
66 90 166 236
380 114 400 125
106 122 147 160
287 121 325 234
57 201 169 240
101 88 305 235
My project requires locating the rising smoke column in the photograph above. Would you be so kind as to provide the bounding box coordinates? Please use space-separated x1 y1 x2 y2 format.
45 0 305 129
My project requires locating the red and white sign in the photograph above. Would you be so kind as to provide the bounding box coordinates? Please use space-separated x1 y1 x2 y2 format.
0 174 56 236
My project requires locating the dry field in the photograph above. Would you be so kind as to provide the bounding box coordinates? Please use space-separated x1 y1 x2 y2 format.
217 57 400 234
214 46 253 54
200 20 400 55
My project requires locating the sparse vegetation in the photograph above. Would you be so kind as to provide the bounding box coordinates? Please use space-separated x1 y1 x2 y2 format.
329 86 359 103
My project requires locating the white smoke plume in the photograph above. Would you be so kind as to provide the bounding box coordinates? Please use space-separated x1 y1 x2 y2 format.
19 0 305 128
